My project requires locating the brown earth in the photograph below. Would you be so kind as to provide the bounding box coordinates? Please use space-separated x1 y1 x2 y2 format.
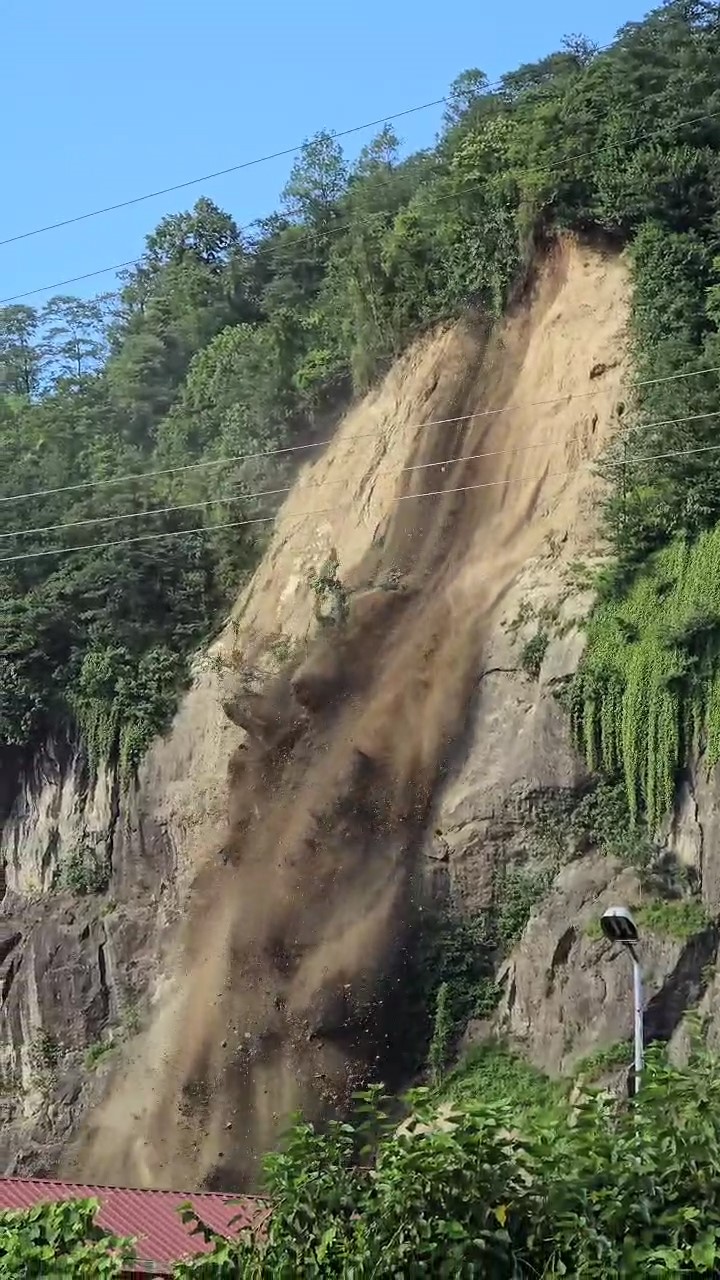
66 237 629 1190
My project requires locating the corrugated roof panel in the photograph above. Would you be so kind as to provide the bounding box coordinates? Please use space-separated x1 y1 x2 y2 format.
0 1177 268 1268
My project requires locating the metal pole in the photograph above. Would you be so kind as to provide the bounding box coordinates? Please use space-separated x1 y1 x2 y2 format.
629 944 644 1094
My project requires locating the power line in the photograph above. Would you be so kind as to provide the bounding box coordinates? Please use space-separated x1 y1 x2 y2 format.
2 437 720 566
3 94 719 308
3 409 719 546
265 103 720 264
0 97 449 251
1 364 719 510
0 259 140 305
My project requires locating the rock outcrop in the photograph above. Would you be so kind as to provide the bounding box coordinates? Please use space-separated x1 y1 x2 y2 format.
11 237 704 1188
0 748 178 1174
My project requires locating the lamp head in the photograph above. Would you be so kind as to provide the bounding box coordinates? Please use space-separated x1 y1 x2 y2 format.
600 905 639 944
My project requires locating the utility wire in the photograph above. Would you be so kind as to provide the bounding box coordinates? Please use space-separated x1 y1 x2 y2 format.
1 364 719 510
3 409 719 545
264 102 720 266
0 97 449 250
2 437 720 566
3 96 719 307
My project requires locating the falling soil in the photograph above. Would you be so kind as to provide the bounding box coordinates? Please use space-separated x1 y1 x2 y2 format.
68 238 629 1190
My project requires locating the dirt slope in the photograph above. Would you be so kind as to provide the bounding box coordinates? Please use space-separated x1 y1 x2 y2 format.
68 237 629 1190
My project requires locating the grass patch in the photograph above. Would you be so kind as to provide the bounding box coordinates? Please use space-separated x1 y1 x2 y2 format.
585 899 708 942
84 1040 114 1070
437 1045 567 1117
574 1039 633 1081
636 898 710 941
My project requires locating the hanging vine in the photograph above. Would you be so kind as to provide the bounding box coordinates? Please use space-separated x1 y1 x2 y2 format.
573 527 720 829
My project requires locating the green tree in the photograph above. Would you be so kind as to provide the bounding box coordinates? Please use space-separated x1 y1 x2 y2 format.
144 197 241 271
442 68 489 130
0 305 43 396
42 295 109 381
282 131 348 228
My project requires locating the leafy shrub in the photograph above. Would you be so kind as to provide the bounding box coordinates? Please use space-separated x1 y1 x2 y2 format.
408 907 496 1065
427 982 453 1085
85 1040 114 1070
571 779 656 868
60 842 110 896
0 1199 135 1276
309 548 349 629
13 1045 720 1275
29 1031 60 1076
636 897 709 941
437 1044 566 1115
519 629 549 679
176 1040 720 1276
473 976 503 1018
574 1038 633 1082
494 865 551 948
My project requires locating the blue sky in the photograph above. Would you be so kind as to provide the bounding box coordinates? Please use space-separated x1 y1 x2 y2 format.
1 0 653 309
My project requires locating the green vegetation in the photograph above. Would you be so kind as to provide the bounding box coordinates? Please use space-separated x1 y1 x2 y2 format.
413 878 549 1082
177 1043 720 1273
636 896 710 940
574 531 720 828
58 842 110 896
585 896 708 942
495 864 552 947
28 1029 62 1095
84 1040 114 1070
309 547 349 629
570 779 655 867
519 628 549 679
436 1043 567 1116
574 1038 633 1081
13 1043 720 1275
0 1199 134 1276
408 907 497 1068
427 981 454 1085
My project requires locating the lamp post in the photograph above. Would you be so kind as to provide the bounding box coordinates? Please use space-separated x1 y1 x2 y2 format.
600 906 644 1095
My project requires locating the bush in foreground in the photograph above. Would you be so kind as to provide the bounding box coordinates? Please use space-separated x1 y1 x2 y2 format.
7 1040 720 1276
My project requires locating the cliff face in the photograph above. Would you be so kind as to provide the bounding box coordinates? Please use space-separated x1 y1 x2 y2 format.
4 237 693 1188
0 748 175 1174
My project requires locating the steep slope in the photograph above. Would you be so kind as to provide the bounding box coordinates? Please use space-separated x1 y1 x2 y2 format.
61 237 629 1190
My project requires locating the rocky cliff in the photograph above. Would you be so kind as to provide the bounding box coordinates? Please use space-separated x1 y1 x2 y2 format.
5 237 706 1190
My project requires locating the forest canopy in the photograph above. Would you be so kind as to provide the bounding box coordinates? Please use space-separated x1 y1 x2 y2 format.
1 0 719 799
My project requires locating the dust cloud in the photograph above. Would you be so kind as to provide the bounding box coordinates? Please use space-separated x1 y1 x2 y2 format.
68 238 629 1191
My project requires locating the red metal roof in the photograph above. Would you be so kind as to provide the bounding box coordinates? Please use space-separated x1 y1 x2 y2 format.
0 1177 268 1272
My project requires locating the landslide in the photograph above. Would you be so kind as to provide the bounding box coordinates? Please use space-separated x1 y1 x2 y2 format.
69 237 628 1191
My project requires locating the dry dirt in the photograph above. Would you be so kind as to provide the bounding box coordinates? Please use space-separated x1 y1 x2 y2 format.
67 237 629 1191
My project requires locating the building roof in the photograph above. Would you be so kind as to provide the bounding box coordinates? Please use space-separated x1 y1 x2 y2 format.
0 1176 269 1272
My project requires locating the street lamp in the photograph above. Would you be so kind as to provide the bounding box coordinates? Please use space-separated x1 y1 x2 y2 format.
600 906 644 1095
